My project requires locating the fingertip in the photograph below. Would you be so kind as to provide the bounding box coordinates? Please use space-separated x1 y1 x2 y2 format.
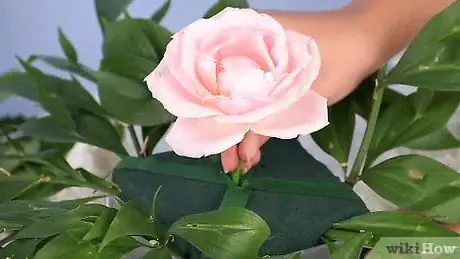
221 145 238 173
238 132 268 162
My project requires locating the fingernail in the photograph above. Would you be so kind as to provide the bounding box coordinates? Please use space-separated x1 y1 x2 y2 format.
223 168 229 174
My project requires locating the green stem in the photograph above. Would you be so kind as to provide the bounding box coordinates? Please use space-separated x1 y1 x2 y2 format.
231 167 245 186
346 67 387 186
128 125 142 157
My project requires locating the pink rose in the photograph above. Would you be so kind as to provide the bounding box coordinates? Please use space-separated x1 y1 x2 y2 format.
145 7 328 158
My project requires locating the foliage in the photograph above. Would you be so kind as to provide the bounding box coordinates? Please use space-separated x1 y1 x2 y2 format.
1 0 460 258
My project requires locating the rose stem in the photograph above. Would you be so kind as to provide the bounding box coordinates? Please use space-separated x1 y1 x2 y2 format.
346 65 387 186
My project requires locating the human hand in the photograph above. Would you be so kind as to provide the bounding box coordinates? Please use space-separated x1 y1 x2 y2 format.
221 9 377 173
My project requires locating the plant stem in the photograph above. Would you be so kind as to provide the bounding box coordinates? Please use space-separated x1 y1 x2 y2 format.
346 67 387 186
128 125 142 157
231 167 245 186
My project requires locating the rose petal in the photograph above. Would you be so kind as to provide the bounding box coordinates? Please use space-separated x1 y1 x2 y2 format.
166 117 249 158
145 62 221 118
165 33 212 99
270 32 320 97
214 34 321 124
214 69 302 124
251 90 329 138
285 31 321 96
211 8 285 36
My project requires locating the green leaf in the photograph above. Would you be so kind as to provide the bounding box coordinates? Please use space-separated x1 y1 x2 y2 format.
18 58 107 117
311 96 355 172
34 228 139 259
169 207 270 259
37 55 96 82
90 70 150 99
0 239 40 259
99 201 157 251
74 113 128 156
330 232 373 259
20 117 79 143
333 211 458 237
0 197 103 228
386 1 460 90
141 123 170 155
99 88 174 126
94 0 134 33
368 90 460 163
324 239 339 254
58 28 78 62
0 71 38 101
11 213 92 240
26 65 77 129
0 174 41 203
143 248 174 259
362 155 460 223
99 55 155 82
21 114 128 156
151 0 171 23
203 0 249 18
83 207 118 241
75 168 120 195
405 128 460 150
101 18 172 81
323 229 378 248
0 136 41 172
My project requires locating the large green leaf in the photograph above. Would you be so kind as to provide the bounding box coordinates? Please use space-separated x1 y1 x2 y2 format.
21 114 128 156
36 55 96 82
333 211 458 237
0 71 38 101
58 28 78 63
330 232 373 259
34 228 139 259
0 238 40 259
101 18 171 82
169 207 270 259
386 1 460 90
9 204 107 240
363 155 460 223
83 208 117 241
73 113 128 156
94 0 134 33
0 174 41 203
151 0 172 23
99 201 157 251
405 128 460 150
99 88 174 126
203 0 249 18
18 59 107 117
20 117 80 143
90 70 150 99
0 197 102 228
18 59 76 130
368 90 460 164
311 96 355 172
